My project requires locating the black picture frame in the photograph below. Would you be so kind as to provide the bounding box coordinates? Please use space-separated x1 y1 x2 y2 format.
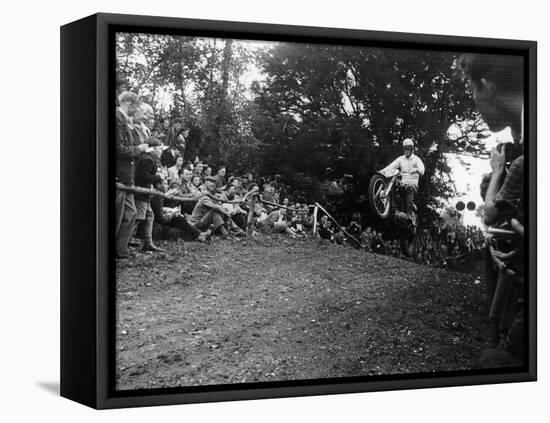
61 12 537 409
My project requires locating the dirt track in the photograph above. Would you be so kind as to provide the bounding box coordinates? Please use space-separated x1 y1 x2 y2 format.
116 235 489 390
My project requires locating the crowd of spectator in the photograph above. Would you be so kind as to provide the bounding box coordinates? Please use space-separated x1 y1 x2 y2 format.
115 89 328 258
115 88 490 270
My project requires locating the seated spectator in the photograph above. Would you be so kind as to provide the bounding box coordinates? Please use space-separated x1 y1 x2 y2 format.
167 156 184 184
177 167 201 213
372 231 384 254
189 175 206 196
160 146 178 169
262 183 276 203
346 215 362 245
254 202 273 234
222 186 248 232
150 175 211 242
215 166 227 189
267 209 302 238
317 215 334 241
193 161 204 179
188 176 233 238
361 227 374 251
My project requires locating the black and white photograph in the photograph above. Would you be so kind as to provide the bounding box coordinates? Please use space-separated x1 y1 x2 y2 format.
4 0 549 419
114 30 527 391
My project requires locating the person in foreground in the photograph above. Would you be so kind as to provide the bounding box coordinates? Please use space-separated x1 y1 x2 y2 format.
458 53 525 368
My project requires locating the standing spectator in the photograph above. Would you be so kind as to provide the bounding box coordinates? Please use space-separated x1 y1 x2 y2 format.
131 104 148 143
165 119 188 157
139 103 155 139
160 117 171 135
115 91 149 258
134 138 166 252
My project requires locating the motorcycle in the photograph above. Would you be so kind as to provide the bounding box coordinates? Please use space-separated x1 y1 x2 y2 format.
368 168 417 234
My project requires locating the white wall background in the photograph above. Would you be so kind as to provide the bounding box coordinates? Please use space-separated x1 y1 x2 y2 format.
1 0 546 420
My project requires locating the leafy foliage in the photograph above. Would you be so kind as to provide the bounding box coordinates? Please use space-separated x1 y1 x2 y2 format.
116 34 489 222
252 43 487 221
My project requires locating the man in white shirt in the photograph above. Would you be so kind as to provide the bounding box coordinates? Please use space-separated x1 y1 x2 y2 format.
381 138 425 225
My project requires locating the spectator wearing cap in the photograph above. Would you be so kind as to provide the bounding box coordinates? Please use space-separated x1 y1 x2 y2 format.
134 137 168 252
115 91 149 258
189 176 231 238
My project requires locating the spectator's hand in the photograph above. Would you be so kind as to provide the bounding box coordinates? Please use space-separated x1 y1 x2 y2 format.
511 218 524 238
138 143 149 152
166 188 179 196
490 145 506 172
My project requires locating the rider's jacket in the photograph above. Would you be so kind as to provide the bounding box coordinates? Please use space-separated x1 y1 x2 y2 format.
381 153 425 187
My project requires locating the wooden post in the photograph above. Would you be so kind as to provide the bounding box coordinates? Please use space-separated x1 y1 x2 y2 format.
313 205 319 236
246 194 257 236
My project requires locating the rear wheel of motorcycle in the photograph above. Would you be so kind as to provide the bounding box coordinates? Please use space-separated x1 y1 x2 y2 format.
368 174 391 219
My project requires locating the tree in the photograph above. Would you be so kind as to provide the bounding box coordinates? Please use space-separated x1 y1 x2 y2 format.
252 43 486 222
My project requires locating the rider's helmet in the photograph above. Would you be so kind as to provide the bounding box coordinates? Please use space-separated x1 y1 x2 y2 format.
402 138 414 156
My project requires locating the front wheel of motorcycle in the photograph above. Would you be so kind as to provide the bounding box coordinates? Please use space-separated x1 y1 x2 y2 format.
368 174 392 219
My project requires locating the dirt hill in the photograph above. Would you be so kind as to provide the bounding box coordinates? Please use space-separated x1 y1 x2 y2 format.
115 235 489 390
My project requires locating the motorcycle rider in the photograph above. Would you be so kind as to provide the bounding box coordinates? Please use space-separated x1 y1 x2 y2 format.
381 138 425 227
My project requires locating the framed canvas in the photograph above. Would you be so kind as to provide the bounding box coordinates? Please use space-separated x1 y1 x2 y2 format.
60 13 537 409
